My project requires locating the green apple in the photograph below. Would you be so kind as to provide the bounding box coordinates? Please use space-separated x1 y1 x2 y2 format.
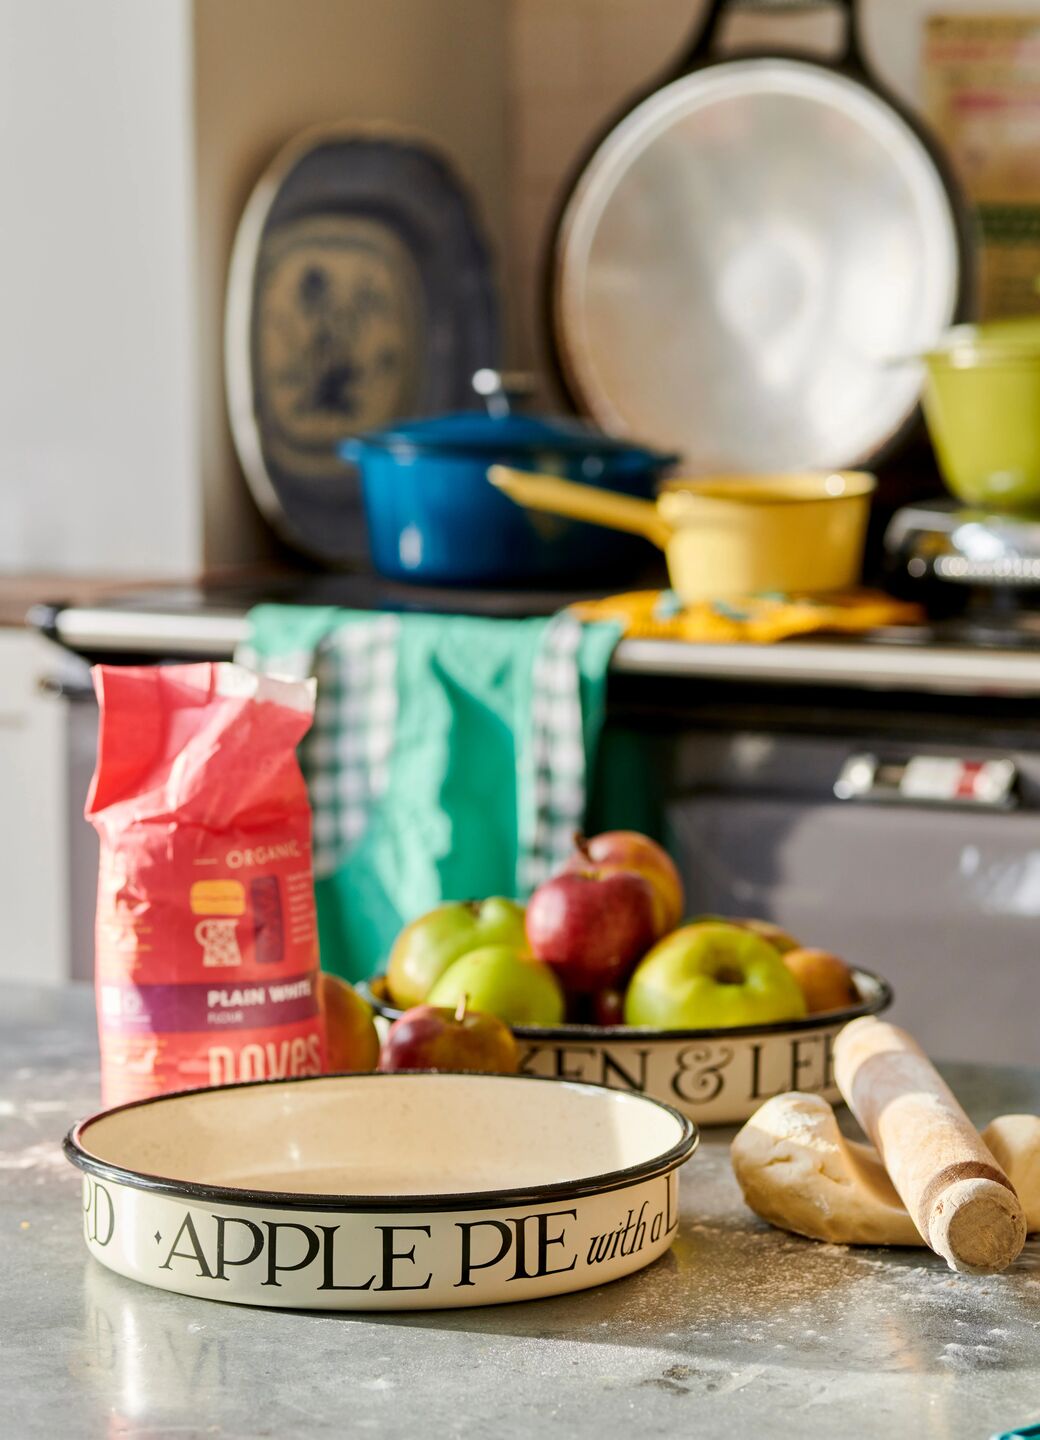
386 898 527 1010
624 922 807 1029
694 914 801 955
427 945 565 1026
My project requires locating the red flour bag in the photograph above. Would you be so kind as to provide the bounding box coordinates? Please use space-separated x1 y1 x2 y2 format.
86 662 326 1106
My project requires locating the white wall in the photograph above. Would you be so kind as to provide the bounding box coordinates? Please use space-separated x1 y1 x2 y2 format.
0 632 68 984
0 0 200 575
0 0 509 576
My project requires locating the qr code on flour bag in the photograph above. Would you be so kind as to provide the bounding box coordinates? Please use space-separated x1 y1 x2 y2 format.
86 663 326 1106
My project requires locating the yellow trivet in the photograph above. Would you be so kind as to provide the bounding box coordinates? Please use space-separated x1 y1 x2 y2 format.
570 589 924 645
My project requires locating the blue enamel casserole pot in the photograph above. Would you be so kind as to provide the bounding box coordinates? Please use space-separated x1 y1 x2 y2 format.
339 374 677 585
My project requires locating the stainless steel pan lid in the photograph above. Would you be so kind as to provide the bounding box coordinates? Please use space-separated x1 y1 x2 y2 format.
552 41 967 472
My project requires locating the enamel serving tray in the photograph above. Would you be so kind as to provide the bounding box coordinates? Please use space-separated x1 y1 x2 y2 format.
366 968 892 1127
65 1072 696 1311
225 123 498 565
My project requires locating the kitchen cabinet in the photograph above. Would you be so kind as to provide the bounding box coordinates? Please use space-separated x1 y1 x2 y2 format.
0 632 68 983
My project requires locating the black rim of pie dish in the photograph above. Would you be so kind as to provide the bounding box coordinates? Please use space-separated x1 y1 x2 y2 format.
64 1070 698 1214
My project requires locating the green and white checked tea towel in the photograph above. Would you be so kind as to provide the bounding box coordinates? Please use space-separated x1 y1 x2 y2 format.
238 606 621 981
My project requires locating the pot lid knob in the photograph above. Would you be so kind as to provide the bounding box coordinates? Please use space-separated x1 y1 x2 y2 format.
472 368 537 419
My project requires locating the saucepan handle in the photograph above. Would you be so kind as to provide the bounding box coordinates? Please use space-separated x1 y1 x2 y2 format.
487 466 672 550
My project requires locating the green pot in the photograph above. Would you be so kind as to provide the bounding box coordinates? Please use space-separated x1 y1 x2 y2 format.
923 319 1040 509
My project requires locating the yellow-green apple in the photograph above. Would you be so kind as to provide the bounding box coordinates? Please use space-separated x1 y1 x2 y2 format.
782 948 859 1013
525 868 657 994
731 917 801 955
566 831 683 937
694 915 801 954
426 944 565 1025
386 898 527 1009
378 998 519 1074
624 921 807 1028
319 972 380 1072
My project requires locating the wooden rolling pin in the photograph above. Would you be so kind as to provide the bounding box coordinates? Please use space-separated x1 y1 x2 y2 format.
834 1017 1026 1274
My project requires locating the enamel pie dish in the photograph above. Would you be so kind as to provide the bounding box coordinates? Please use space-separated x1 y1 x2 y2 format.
65 1072 696 1310
367 969 892 1126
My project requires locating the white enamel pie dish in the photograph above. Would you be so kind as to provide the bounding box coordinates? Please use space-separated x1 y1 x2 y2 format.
65 1072 696 1311
367 968 892 1126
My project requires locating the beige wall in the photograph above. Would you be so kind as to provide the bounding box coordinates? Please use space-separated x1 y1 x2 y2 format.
193 0 510 567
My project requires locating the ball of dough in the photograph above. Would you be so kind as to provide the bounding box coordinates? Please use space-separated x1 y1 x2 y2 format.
730 1091 921 1247
733 1097 1040 1250
983 1114 1040 1232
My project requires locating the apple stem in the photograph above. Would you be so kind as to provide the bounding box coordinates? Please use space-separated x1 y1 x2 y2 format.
455 994 469 1024
573 831 592 862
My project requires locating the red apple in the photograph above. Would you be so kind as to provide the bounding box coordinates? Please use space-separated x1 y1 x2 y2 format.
525 868 656 994
378 999 519 1075
566 831 683 937
592 988 625 1027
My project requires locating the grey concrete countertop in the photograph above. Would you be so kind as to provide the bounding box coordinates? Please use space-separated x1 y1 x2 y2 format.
4 984 1040 1440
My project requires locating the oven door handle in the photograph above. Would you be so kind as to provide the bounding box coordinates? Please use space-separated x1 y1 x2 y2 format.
833 753 1019 810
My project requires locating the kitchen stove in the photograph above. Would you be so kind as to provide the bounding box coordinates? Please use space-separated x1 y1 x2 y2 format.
32 547 1040 699
33 497 1040 660
874 497 1040 660
29 567 654 664
887 500 1040 586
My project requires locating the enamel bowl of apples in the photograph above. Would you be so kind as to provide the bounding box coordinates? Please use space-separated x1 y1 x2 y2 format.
366 831 893 1126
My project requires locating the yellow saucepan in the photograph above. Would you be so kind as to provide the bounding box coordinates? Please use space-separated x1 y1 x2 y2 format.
488 467 876 604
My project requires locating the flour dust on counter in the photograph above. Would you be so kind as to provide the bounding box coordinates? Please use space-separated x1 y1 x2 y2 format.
7 986 1040 1439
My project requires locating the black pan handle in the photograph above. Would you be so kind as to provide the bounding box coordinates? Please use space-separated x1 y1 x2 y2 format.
680 0 870 79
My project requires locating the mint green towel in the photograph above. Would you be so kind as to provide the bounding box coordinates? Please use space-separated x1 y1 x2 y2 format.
239 606 621 982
